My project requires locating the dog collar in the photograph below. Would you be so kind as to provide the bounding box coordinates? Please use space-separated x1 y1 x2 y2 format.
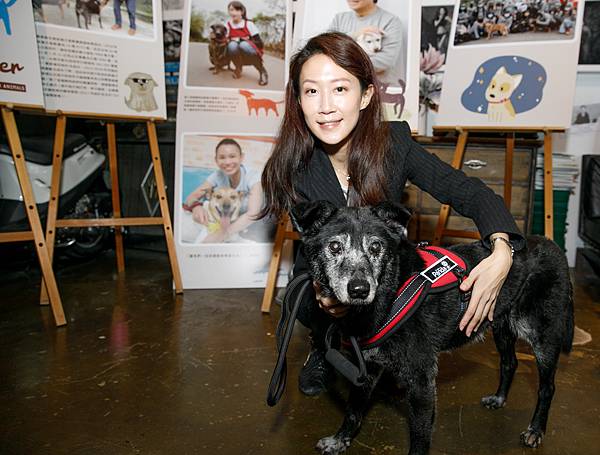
488 99 511 104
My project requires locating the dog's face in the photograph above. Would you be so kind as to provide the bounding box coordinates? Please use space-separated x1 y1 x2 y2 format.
485 66 522 103
207 187 242 225
125 72 157 95
355 31 383 55
209 23 228 42
292 201 411 306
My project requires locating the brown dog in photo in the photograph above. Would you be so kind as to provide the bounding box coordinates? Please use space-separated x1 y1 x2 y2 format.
205 187 242 233
209 23 230 74
485 22 509 39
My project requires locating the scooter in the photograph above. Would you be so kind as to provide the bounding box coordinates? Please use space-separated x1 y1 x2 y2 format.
0 133 112 259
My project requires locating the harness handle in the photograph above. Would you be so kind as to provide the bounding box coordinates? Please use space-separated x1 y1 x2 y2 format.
324 324 368 387
266 273 312 407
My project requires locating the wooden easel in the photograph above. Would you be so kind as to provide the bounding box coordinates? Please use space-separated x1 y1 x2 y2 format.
431 126 563 245
39 113 184 310
0 105 66 326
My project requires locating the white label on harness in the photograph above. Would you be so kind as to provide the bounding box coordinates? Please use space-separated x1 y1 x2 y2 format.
420 256 457 283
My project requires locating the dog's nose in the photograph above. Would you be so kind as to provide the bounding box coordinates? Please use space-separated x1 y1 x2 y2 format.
347 279 370 300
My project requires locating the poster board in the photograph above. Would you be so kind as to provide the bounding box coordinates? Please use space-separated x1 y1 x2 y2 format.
33 0 166 118
174 0 292 289
579 0 600 72
0 0 44 107
293 0 421 132
436 0 585 129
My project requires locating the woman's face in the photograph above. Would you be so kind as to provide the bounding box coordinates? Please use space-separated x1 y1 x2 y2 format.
228 6 243 22
298 54 373 153
215 144 243 176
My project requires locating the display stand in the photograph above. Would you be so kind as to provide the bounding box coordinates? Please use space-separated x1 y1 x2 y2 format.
40 114 184 309
261 214 299 314
431 126 563 245
0 105 66 326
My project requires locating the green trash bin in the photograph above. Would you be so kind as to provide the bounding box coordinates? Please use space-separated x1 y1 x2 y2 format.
531 190 570 250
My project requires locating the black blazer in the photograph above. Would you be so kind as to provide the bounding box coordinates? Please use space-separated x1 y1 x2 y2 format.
292 121 525 275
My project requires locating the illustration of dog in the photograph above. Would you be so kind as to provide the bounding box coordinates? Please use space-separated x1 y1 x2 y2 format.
124 72 158 112
206 187 242 234
75 0 109 30
379 79 406 119
485 66 523 121
355 29 383 55
485 21 509 39
238 89 283 117
208 23 230 74
291 200 574 455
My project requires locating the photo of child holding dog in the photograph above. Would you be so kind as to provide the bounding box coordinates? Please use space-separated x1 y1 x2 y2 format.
180 134 276 244
32 0 155 39
453 0 578 47
186 0 286 90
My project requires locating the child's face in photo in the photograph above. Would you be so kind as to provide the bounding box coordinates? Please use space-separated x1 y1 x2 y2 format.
228 6 244 22
215 144 243 176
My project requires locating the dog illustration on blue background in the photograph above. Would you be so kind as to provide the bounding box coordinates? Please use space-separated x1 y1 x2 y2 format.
1 0 18 36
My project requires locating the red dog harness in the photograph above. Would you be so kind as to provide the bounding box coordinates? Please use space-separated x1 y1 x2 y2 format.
325 245 469 386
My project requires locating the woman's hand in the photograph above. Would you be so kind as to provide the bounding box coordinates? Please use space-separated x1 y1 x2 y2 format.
458 239 513 336
191 205 209 225
314 282 349 318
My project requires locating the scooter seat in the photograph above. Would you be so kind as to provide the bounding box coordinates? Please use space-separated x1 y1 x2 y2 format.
0 133 89 166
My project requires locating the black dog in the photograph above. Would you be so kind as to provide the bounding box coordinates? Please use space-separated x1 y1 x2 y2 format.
208 23 230 74
291 201 574 455
75 0 108 30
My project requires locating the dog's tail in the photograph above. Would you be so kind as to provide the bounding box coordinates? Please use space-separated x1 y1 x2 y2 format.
562 280 575 354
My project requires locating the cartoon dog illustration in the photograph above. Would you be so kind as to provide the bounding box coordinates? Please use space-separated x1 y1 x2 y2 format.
238 89 283 117
0 0 17 36
354 29 383 55
124 72 158 112
379 79 406 119
485 66 523 122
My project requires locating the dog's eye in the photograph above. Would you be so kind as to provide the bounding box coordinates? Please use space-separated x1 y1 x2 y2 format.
328 241 342 255
369 241 382 255
215 194 222 199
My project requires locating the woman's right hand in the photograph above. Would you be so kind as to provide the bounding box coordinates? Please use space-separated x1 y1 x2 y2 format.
191 205 209 225
313 282 349 318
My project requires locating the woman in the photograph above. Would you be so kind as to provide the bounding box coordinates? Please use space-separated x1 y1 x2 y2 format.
261 32 524 396
183 138 262 243
226 1 269 86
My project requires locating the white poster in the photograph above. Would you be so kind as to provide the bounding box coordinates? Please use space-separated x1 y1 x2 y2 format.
174 0 292 289
33 0 166 118
0 0 44 107
437 0 585 129
293 0 421 132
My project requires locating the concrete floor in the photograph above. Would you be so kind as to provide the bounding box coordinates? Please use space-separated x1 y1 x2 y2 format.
1 248 599 454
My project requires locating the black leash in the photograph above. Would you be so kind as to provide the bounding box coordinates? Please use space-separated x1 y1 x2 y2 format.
266 272 312 407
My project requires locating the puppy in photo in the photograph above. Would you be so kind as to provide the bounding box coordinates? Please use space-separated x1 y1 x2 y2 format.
205 186 242 233
354 28 383 55
208 23 230 74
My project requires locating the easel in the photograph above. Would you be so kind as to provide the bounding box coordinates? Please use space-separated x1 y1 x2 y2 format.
431 126 563 245
260 214 299 313
39 113 184 310
0 104 66 326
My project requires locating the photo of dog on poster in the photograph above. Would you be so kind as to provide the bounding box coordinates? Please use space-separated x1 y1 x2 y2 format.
185 0 287 90
180 134 276 245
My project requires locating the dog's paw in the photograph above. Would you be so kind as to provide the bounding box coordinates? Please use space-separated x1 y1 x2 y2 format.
480 394 506 409
316 435 351 455
520 426 544 448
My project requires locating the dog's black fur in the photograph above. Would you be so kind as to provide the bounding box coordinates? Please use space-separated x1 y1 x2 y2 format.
208 23 230 74
75 0 107 30
291 201 574 455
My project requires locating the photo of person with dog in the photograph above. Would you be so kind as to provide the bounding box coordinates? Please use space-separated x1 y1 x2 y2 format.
186 0 286 90
454 0 578 46
32 0 155 39
181 135 275 244
261 31 525 409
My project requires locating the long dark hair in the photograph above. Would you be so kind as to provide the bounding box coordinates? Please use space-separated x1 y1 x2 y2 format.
260 32 390 219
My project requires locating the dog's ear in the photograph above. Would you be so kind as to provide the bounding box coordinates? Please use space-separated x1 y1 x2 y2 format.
371 202 411 239
290 200 337 237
